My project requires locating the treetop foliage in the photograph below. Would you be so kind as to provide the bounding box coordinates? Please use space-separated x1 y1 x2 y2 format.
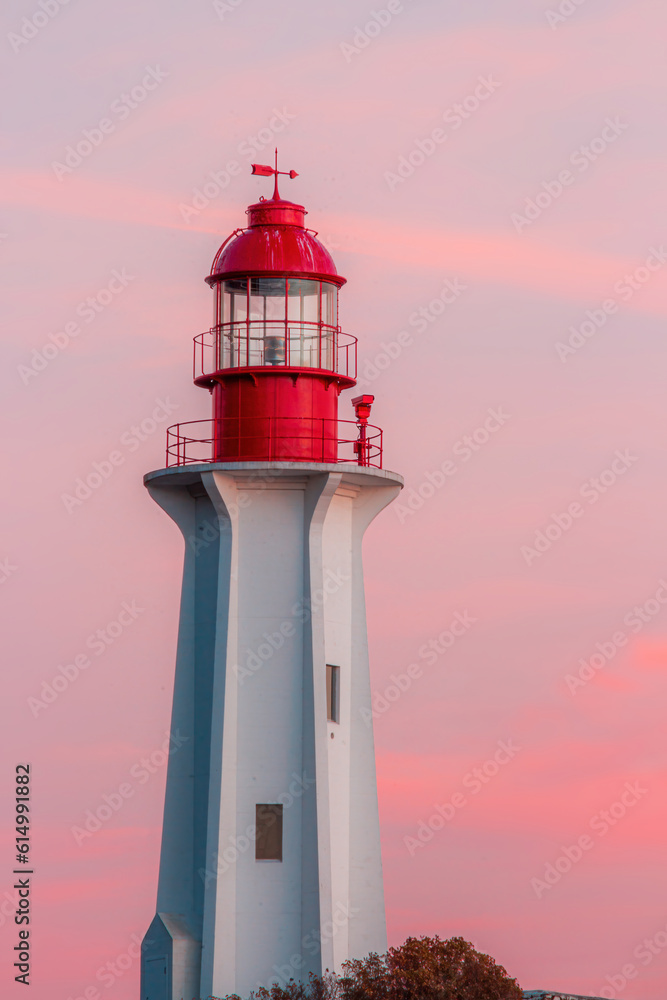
199 935 523 1000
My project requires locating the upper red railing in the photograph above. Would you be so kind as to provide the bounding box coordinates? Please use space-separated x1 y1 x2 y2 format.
193 322 357 382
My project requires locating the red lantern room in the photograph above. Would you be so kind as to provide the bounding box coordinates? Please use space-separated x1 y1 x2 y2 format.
166 154 383 468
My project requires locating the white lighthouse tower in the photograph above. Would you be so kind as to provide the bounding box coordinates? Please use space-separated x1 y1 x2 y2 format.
140 158 403 1000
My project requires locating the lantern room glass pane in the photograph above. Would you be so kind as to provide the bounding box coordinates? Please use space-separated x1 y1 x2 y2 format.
219 278 247 367
249 277 286 366
249 277 286 319
219 285 230 325
287 279 320 367
319 283 337 369
221 278 248 323
286 279 319 322
321 283 338 328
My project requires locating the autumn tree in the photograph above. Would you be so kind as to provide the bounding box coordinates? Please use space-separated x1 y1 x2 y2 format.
340 935 522 1000
213 934 523 1000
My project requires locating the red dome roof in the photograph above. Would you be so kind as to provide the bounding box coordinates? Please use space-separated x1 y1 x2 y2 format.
207 196 345 286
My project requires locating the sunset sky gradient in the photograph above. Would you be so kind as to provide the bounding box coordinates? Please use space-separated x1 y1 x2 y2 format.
2 1 667 998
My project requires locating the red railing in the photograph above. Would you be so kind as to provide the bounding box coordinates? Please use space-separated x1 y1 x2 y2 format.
165 418 383 469
193 323 357 381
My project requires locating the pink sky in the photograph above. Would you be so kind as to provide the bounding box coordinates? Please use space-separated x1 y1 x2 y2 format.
3 1 667 997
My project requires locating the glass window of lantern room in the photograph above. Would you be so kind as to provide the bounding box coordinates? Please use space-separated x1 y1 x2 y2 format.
220 279 248 325
249 277 287 366
220 279 248 368
320 282 337 370
321 282 338 328
287 279 320 368
218 283 229 327
249 277 287 323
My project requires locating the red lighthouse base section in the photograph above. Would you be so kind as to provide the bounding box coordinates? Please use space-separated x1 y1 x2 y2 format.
212 370 352 463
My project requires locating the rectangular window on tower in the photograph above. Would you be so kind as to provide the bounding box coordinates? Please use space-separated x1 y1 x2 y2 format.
326 664 340 723
255 804 283 861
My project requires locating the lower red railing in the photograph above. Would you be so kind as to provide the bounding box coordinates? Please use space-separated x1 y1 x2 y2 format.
165 418 383 469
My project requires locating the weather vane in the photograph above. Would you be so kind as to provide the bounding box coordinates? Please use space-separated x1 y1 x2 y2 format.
251 147 298 200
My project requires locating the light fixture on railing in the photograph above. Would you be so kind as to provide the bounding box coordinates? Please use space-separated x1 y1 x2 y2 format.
352 394 375 467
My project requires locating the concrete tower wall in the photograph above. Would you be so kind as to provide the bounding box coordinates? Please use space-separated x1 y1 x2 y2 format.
140 461 402 1000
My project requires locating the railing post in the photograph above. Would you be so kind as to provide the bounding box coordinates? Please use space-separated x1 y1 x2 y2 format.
359 423 368 466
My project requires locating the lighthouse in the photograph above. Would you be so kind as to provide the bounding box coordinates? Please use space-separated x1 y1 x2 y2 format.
140 157 403 1000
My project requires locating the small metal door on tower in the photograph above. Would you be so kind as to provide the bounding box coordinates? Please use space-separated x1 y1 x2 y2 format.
143 955 169 1000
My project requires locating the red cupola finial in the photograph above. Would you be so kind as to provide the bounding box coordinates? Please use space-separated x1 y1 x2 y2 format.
251 148 299 201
